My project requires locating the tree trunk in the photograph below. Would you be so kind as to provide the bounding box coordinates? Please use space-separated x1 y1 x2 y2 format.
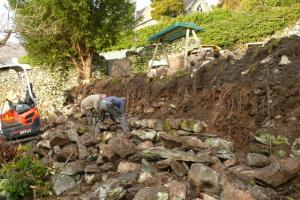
81 51 93 82
0 31 12 47
74 43 94 83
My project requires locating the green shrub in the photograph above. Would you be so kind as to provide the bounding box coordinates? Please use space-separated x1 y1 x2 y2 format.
242 0 299 9
0 147 52 200
106 3 300 51
132 56 149 74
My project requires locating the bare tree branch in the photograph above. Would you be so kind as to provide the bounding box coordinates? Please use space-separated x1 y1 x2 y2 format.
0 31 12 47
0 1 19 47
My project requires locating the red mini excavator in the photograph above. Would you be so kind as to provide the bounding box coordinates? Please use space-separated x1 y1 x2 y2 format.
0 64 41 140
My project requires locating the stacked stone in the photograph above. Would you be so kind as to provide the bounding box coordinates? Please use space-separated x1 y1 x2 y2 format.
35 113 300 200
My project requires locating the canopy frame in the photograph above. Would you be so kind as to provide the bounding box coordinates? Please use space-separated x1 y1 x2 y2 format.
148 22 205 69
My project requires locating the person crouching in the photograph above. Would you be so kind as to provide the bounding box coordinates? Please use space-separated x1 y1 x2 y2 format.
95 94 129 133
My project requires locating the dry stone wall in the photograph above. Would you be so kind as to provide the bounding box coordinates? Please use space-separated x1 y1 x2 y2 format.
36 111 300 199
0 65 79 118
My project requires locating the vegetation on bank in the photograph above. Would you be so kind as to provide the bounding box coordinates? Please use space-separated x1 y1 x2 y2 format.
14 0 300 78
0 146 52 200
109 3 300 51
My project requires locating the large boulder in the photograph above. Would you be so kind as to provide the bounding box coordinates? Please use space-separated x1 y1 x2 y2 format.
132 129 157 141
100 162 114 171
147 119 164 131
180 120 207 133
137 141 154 150
201 193 218 200
181 136 209 150
100 131 117 143
118 161 141 174
167 53 185 76
133 187 168 200
279 55 291 65
205 138 233 151
92 181 126 200
37 140 51 149
156 159 171 170
84 164 101 173
254 157 300 188
141 147 216 164
93 173 137 199
188 163 220 194
109 137 137 158
230 157 300 188
147 66 168 78
49 132 70 147
159 132 182 146
166 180 187 200
246 153 270 167
60 161 85 175
219 172 276 200
85 173 103 185
170 160 188 177
164 119 182 130
67 128 79 142
79 132 100 146
66 127 90 160
53 174 77 195
77 139 90 160
205 138 235 160
53 144 78 162
220 184 257 200
100 144 117 161
228 165 256 184
292 137 300 156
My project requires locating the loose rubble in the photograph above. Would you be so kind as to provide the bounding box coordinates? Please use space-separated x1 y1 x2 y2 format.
16 35 300 199
33 110 300 200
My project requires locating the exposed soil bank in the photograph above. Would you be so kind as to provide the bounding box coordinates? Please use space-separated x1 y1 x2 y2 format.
66 36 300 147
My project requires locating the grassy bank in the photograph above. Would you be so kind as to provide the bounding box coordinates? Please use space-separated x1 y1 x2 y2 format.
108 4 300 51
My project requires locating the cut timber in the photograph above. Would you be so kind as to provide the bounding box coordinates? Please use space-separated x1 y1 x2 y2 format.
184 28 190 69
246 42 266 49
149 42 159 68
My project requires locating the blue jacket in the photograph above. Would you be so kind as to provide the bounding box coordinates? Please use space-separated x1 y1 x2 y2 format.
105 96 124 108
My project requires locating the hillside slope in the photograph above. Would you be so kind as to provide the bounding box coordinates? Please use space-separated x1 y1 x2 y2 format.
67 36 300 146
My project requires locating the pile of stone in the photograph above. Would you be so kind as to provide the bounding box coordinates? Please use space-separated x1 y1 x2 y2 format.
265 20 300 42
147 48 239 79
35 113 300 200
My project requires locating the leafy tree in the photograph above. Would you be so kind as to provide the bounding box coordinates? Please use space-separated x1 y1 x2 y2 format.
9 0 135 81
151 0 184 21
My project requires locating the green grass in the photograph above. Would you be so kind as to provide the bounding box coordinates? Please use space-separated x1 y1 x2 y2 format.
107 4 300 51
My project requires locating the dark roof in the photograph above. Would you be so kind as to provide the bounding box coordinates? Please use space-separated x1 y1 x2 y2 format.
136 7 147 19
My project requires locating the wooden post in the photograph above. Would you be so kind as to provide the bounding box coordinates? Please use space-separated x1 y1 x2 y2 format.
184 28 190 69
192 30 202 49
162 43 170 67
149 42 159 68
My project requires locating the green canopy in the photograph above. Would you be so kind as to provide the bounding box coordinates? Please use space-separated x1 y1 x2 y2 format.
148 22 205 43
